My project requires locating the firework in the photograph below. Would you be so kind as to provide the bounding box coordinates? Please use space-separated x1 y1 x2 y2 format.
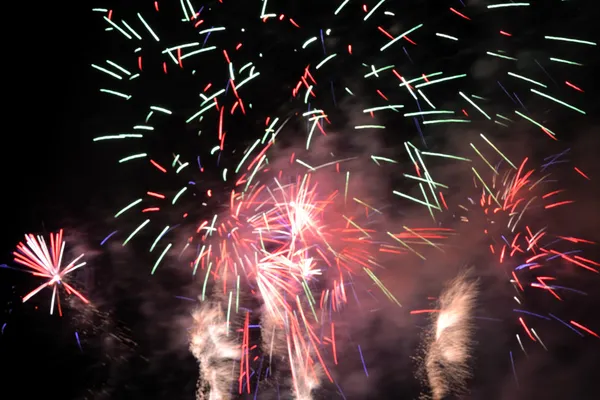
12 230 89 315
90 0 596 397
452 147 599 365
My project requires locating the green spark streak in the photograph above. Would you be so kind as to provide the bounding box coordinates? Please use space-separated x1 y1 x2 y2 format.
421 151 471 162
436 33 458 41
549 57 583 66
408 142 440 210
262 117 285 144
302 37 317 48
371 155 397 164
115 199 142 217
150 106 172 114
544 36 597 46
186 102 216 123
226 291 233 336
151 226 170 252
100 89 131 99
402 72 443 87
303 109 324 116
119 153 146 163
93 134 142 141
236 140 260 173
301 283 319 321
480 134 516 169
137 13 160 41
415 74 466 88
380 24 423 51
363 105 403 113
176 162 189 174
199 27 226 35
364 268 401 306
353 198 382 214
236 276 240 313
496 114 513 122
387 233 424 260
306 118 320 149
184 0 195 17
334 0 351 15
239 62 252 73
103 17 131 39
393 190 440 210
355 125 385 129
229 63 235 80
419 183 436 221
180 0 190 20
364 64 394 78
123 219 150 246
470 143 498 175
507 72 546 88
514 110 556 136
201 262 213 301
403 226 443 251
245 155 266 191
151 243 172 275
486 51 517 61
304 85 313 103
180 46 217 60
471 168 501 207
422 119 470 124
404 174 448 188
343 215 371 237
344 171 350 204
236 72 260 89
404 110 453 117
364 0 385 20
418 90 436 109
133 125 153 131
201 89 226 106
192 247 204 276
172 187 187 204
121 20 142 39
530 89 585 114
487 3 530 8
106 60 131 75
91 64 122 79
162 43 200 54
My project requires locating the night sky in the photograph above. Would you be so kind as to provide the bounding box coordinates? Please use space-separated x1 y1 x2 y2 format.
2 1 599 399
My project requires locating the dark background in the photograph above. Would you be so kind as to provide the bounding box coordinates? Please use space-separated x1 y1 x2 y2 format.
2 1 599 399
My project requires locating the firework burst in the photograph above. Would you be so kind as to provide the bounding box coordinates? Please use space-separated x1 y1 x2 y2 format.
457 150 599 354
89 0 597 397
13 229 89 315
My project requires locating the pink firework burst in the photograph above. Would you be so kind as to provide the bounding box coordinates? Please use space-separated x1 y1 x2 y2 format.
13 229 89 316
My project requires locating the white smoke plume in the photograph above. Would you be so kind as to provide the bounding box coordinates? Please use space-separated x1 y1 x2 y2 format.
425 271 478 399
190 298 239 400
